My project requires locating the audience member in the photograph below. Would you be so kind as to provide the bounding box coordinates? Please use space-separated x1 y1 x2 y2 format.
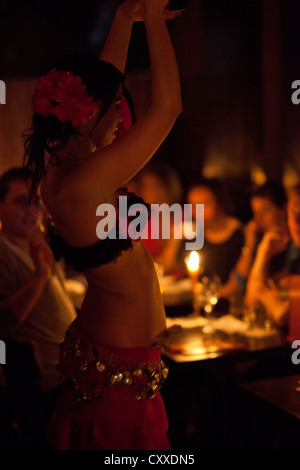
0 167 76 447
137 161 184 275
229 181 288 297
245 184 300 327
0 167 76 383
251 181 287 234
186 178 244 296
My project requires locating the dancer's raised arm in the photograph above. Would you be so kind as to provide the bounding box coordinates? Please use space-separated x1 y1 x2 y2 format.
141 0 182 114
62 0 183 206
99 1 142 73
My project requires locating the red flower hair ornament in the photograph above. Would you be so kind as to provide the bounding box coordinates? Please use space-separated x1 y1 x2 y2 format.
33 69 97 127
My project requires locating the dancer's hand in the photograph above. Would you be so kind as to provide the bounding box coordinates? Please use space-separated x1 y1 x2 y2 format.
164 2 184 20
119 0 143 22
139 0 168 14
163 8 183 20
139 1 183 20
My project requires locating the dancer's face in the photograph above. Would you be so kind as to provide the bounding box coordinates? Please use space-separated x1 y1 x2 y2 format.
84 85 123 149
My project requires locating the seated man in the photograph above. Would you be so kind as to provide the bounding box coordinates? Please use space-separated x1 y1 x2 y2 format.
0 167 76 388
245 184 300 327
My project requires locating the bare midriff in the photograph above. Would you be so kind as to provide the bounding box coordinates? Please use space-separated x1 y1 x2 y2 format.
80 240 166 348
41 164 166 349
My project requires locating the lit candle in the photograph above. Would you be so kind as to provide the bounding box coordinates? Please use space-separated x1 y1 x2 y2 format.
185 251 201 291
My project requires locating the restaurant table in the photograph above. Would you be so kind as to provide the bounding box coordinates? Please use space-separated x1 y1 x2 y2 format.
160 312 296 450
162 313 291 366
158 275 299 449
240 375 300 419
234 375 300 449
161 276 285 364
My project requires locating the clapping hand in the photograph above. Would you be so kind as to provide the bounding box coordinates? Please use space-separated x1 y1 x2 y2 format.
29 233 54 281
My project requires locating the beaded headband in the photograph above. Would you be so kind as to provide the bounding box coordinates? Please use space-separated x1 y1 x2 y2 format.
33 68 97 127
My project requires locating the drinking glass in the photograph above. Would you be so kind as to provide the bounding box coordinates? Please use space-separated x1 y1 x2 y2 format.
192 275 221 335
201 276 221 335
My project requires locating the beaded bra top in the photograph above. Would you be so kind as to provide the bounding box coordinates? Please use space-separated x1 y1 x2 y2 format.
49 188 150 272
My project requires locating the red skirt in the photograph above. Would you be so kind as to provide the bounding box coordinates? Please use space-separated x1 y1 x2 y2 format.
47 319 171 450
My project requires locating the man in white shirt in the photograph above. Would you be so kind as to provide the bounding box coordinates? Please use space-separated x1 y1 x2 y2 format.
0 167 76 387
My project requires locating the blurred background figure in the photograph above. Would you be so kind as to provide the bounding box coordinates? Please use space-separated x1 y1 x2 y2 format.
137 161 184 275
230 181 288 299
286 185 300 253
251 181 287 235
245 183 300 329
0 167 76 448
185 177 244 299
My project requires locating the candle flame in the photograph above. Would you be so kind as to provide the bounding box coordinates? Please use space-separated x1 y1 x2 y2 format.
186 251 200 273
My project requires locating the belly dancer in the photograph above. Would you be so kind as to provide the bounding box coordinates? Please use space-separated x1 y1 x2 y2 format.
24 0 182 450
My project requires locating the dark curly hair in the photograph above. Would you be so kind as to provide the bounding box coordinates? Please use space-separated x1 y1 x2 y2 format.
23 54 124 198
0 167 35 202
251 181 287 208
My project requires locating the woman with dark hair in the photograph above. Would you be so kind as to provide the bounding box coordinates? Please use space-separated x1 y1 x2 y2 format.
24 56 125 197
187 177 244 287
24 0 182 450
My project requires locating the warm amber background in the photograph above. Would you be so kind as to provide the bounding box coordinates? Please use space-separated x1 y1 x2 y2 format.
1 0 300 202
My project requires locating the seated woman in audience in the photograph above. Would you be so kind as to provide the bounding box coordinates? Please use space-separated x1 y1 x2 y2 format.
137 161 184 275
245 184 300 327
186 177 244 297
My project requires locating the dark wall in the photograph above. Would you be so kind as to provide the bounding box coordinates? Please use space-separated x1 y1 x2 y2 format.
0 0 300 202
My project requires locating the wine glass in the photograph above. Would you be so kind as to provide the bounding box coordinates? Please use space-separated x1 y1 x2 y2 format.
200 275 221 336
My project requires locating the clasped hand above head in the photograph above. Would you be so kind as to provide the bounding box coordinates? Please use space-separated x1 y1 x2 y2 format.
118 0 144 22
120 0 183 21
